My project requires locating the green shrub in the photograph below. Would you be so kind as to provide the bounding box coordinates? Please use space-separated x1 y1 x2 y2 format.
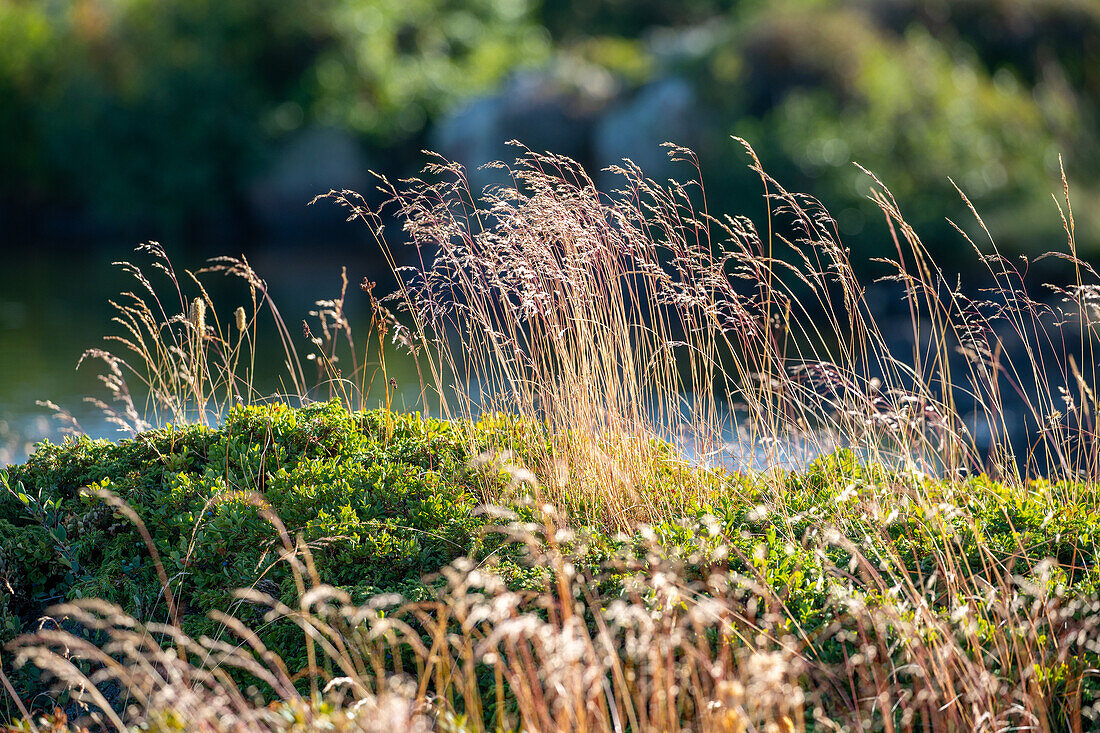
0 402 519 703
4 403 1100 725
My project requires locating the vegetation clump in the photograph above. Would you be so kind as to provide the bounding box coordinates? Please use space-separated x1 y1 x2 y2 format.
4 402 1100 730
4 143 1100 730
1 403 506 659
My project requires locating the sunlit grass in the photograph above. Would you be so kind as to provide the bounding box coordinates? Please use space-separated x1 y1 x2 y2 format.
4 144 1100 731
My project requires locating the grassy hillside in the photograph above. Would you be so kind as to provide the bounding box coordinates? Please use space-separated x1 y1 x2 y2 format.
3 144 1100 730
3 402 1100 730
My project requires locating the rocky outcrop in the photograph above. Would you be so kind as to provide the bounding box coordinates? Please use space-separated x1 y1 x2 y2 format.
593 77 704 189
431 67 618 194
247 126 372 235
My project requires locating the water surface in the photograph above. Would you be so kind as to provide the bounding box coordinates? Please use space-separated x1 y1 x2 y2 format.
0 240 416 465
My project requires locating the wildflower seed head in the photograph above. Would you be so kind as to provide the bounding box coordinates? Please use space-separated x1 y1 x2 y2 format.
189 298 206 334
234 306 247 332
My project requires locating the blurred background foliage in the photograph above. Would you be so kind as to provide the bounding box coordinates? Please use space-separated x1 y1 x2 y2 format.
0 0 549 232
2 0 1099 261
2 0 1100 461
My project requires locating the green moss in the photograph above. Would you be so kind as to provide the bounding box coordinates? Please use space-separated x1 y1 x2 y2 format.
4 403 1100 723
0 402 525 703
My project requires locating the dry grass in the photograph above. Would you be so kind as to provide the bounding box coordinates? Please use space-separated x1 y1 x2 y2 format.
317 141 1100 519
65 244 308 435
6 143 1100 731
6 479 1099 732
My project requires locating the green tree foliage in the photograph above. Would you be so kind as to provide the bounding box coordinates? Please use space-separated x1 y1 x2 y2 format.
697 6 1076 258
535 0 1100 258
2 0 1098 254
0 0 547 229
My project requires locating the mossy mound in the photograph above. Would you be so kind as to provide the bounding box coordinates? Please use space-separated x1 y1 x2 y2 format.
0 402 529 706
4 403 1100 726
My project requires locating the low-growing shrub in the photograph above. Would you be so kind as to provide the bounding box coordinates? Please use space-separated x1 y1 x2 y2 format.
4 404 1100 729
0 402 526 707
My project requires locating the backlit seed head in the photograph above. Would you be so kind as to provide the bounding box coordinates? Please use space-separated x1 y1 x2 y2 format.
234 306 247 332
189 298 206 335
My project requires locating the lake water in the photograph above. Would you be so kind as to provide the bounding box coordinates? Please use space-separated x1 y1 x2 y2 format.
0 239 1061 474
0 239 419 465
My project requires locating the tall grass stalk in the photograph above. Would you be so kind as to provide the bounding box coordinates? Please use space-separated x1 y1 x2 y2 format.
12 143 1100 731
316 141 1099 520
74 243 308 434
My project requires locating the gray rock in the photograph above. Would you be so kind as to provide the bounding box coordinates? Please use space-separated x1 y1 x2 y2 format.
593 77 703 190
248 126 371 233
431 67 617 194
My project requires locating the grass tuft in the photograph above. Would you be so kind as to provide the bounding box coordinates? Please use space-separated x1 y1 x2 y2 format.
4 144 1100 730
